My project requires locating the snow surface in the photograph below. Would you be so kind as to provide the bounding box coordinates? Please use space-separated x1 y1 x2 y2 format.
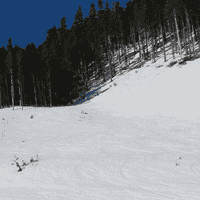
1 40 200 199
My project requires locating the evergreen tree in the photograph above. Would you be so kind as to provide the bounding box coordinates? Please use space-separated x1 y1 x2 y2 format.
60 17 67 29
73 5 84 27
98 0 104 10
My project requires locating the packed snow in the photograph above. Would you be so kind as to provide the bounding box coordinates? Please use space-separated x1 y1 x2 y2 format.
1 40 200 199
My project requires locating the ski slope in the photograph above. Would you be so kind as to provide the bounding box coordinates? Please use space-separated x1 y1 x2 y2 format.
1 42 200 199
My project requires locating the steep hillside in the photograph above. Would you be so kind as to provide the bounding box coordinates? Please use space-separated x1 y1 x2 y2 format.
1 33 200 200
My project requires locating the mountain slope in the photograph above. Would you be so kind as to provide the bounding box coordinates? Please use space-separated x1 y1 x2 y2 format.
1 36 200 200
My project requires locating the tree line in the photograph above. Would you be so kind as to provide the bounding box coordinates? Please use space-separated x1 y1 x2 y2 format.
0 0 200 110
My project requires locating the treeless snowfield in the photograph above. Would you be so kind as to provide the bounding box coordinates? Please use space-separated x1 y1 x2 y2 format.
1 49 200 199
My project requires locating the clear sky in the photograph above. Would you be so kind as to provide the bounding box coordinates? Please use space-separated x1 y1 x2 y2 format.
0 0 127 50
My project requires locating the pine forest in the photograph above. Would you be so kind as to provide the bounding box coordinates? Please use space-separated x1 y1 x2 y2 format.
0 0 200 109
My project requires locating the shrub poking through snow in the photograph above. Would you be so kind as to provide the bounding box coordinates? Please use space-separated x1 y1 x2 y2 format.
30 115 34 119
12 154 41 172
16 162 23 172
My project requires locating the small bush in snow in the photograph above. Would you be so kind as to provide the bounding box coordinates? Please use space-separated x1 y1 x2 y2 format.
12 154 41 172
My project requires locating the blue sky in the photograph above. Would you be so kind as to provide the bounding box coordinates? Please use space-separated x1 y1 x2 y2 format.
0 0 127 50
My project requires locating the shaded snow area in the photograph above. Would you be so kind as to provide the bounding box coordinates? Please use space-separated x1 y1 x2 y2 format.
1 50 200 199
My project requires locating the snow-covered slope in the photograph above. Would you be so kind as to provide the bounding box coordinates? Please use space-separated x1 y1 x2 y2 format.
1 41 200 199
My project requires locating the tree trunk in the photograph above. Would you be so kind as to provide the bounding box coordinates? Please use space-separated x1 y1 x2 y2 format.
36 77 42 106
41 79 47 107
117 34 121 64
127 42 130 65
1 79 5 108
167 20 175 59
179 20 183 48
2 84 7 108
171 21 177 53
17 71 23 109
31 73 37 107
121 33 126 64
102 48 106 82
185 9 192 58
18 78 21 106
10 68 14 111
46 71 52 108
173 8 182 60
141 28 146 60
108 51 113 82
108 35 113 82
154 28 158 57
151 32 156 63
193 18 198 41
191 24 196 58
138 30 142 60
182 18 188 55
160 23 166 62
20 74 24 109
83 59 89 88
157 27 161 51
118 39 121 63
124 46 127 67
142 32 146 63
4 73 10 107
17 76 23 109
121 39 127 68
100 45 104 78
93 61 97 80
130 26 136 55
84 59 89 82
0 75 6 108
195 14 200 53
186 25 192 58
163 22 168 43
146 29 149 60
